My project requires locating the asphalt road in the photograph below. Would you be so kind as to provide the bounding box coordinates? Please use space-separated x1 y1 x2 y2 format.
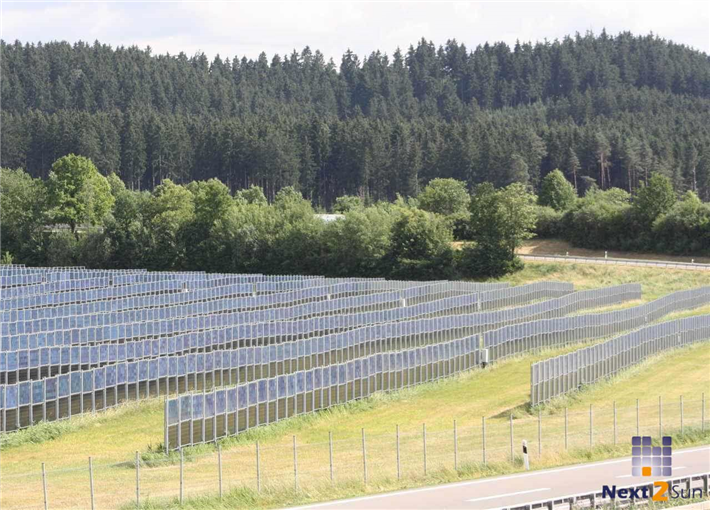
290 445 710 510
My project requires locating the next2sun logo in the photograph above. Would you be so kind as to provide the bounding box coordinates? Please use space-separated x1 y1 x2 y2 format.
631 435 672 477
602 436 703 502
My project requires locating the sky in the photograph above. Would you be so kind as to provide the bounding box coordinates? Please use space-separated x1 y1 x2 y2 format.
1 1 709 62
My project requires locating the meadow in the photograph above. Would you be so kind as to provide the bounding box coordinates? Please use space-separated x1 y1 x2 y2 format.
2 261 710 509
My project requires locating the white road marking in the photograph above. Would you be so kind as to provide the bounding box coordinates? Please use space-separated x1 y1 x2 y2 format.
466 488 550 503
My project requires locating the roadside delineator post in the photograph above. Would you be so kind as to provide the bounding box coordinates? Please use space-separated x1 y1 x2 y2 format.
522 440 530 471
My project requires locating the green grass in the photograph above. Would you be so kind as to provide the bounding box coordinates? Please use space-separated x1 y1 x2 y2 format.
497 261 710 300
3 261 710 509
127 426 710 510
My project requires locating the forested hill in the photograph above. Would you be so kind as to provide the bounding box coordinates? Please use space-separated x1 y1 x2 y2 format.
3 31 710 206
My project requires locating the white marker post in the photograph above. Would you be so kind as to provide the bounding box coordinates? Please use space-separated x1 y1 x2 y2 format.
522 440 530 471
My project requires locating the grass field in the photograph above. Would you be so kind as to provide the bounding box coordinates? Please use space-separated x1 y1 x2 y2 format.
2 261 710 509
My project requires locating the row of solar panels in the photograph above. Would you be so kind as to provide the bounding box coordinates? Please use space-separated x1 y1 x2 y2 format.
1 275 319 299
1 278 508 312
0 283 573 350
0 268 257 287
0 282 490 322
163 335 481 449
0 289 473 346
484 286 710 350
0 284 636 385
13 282 708 390
530 315 710 405
0 332 475 413
0 276 395 310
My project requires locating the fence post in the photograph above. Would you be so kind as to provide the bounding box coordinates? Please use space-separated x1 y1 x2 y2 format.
396 425 401 480
423 423 427 475
89 457 95 510
135 451 140 509
613 401 617 446
659 396 663 437
256 441 261 493
482 417 487 465
218 445 223 500
564 408 568 450
589 405 593 449
636 398 640 436
180 448 184 505
680 395 684 435
454 419 458 471
538 409 542 457
42 463 48 510
328 431 334 483
164 399 169 453
703 393 706 433
293 435 298 490
362 428 367 485
510 414 514 463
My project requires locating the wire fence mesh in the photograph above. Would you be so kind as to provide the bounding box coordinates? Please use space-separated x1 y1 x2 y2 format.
2 395 707 510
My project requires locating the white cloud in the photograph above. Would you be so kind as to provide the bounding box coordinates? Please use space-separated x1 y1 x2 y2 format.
1 1 708 61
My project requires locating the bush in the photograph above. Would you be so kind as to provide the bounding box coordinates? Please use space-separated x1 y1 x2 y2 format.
652 191 710 254
456 243 524 279
561 188 631 249
533 206 564 238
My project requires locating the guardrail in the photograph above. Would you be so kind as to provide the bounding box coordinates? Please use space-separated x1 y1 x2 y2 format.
502 472 710 509
520 254 710 271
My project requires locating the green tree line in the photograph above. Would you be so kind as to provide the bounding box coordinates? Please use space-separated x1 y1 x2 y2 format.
5 156 710 279
2 32 710 206
1 156 537 278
